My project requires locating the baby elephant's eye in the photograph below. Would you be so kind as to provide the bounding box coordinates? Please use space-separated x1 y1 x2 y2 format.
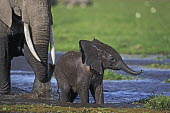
106 54 112 60
111 59 116 62
108 55 116 62
113 59 116 61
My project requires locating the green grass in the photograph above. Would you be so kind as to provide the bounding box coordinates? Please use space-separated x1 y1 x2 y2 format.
139 93 170 111
144 95 170 111
0 105 168 113
52 0 170 54
104 70 135 80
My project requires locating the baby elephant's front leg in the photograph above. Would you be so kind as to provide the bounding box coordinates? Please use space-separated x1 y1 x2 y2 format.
79 85 89 103
95 85 104 104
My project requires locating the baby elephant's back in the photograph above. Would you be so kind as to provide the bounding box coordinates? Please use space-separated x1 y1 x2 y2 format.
58 51 81 66
55 51 81 79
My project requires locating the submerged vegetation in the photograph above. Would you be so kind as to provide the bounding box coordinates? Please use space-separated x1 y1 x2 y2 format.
104 70 135 80
144 63 170 69
165 79 170 83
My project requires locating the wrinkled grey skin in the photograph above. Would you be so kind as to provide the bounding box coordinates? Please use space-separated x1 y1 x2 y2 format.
0 0 55 96
55 39 142 104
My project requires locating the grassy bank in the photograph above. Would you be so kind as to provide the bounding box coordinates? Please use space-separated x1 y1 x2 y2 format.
145 95 170 111
140 94 170 111
0 105 169 113
52 0 170 54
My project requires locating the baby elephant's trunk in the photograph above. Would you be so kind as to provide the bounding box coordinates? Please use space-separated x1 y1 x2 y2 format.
120 62 142 75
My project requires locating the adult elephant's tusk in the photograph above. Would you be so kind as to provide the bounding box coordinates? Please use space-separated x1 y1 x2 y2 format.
50 26 56 65
24 23 41 62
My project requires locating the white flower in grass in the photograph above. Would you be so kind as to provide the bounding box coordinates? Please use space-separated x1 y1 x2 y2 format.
151 7 156 13
136 12 141 19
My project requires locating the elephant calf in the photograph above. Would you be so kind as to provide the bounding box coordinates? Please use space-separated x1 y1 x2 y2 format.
54 39 142 104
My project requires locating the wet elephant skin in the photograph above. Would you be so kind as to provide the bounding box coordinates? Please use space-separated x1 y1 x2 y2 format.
54 39 142 104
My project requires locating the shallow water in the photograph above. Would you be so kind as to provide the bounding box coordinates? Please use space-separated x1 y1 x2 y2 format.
9 53 170 104
10 70 170 104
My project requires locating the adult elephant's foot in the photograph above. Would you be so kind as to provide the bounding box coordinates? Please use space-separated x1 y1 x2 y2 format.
0 75 11 95
19 92 53 100
0 91 10 95
32 77 52 98
0 85 10 95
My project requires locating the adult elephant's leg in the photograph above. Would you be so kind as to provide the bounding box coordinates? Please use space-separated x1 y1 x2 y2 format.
24 44 51 97
0 35 11 95
32 77 51 97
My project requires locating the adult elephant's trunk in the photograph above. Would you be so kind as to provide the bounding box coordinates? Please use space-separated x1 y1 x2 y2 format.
22 0 55 96
23 18 55 96
24 23 55 83
120 62 142 75
24 24 55 65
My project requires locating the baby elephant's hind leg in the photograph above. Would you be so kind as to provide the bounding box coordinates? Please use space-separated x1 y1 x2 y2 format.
57 74 71 103
59 83 71 103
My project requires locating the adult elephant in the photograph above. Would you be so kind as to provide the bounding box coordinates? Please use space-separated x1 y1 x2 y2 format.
0 0 56 96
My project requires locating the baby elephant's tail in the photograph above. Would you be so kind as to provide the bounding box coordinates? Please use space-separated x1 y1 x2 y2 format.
57 85 61 103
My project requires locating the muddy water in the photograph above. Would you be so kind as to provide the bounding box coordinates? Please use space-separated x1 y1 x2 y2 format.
1 53 170 106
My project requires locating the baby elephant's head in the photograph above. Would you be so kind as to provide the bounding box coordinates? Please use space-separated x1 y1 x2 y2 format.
79 39 142 75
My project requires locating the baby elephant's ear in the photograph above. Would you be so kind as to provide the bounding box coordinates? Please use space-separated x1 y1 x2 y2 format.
79 40 103 74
